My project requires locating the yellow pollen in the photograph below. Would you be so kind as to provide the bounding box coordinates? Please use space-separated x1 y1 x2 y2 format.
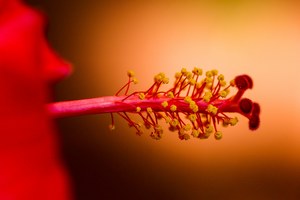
165 116 171 123
205 124 214 135
138 93 145 100
191 129 200 137
189 79 196 85
183 134 190 140
192 67 203 76
217 74 225 81
203 91 212 102
220 80 226 87
229 117 239 126
170 119 179 127
184 96 192 103
188 114 197 122
219 90 228 98
206 70 213 78
146 107 153 113
132 78 139 84
184 124 192 131
175 72 182 79
212 69 218 76
161 101 168 108
186 72 193 79
206 104 218 115
170 105 177 112
214 131 222 140
167 91 174 98
127 70 135 78
181 68 188 75
136 107 141 112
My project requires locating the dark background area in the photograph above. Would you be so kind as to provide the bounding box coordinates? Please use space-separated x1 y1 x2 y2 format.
25 0 300 199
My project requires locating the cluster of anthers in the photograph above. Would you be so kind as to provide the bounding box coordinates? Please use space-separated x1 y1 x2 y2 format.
110 68 260 140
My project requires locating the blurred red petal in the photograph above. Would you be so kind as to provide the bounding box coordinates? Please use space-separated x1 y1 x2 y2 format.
0 0 72 199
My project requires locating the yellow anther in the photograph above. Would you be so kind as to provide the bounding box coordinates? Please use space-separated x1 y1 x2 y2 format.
175 72 182 79
181 68 188 75
192 67 203 76
165 116 171 123
217 74 225 81
170 105 177 112
212 69 218 76
161 101 168 108
189 101 198 112
132 78 139 84
147 107 153 113
189 104 196 110
188 114 197 122
170 119 179 127
212 107 218 115
207 104 213 112
220 80 226 87
189 78 196 85
205 77 213 83
214 131 222 140
206 70 213 78
203 91 212 102
138 93 145 100
186 72 193 80
184 124 192 131
183 134 190 140
192 105 199 113
191 129 200 137
167 91 174 98
136 107 141 112
184 96 192 103
219 90 228 98
229 117 239 126
162 77 169 84
108 124 115 131
127 70 135 78
189 100 196 105
154 72 166 83
205 124 214 134
206 104 218 115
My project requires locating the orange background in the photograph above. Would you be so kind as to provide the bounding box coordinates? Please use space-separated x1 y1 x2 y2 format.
28 0 300 199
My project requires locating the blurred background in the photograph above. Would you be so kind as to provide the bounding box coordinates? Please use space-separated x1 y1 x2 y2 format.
27 0 300 199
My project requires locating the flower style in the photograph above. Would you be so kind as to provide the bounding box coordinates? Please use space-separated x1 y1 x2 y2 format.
48 68 260 140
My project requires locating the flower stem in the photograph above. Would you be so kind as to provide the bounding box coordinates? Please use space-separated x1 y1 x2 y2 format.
47 96 227 118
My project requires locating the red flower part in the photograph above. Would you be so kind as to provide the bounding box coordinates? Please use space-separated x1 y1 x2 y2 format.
0 0 72 199
239 98 253 114
48 68 261 140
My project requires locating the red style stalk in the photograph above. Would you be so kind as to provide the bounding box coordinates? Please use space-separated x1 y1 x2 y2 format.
48 68 261 140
